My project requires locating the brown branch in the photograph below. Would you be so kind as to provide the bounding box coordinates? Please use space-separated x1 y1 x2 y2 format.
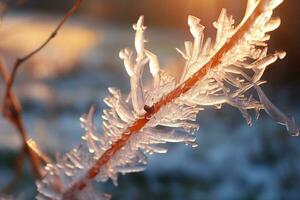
0 0 83 187
0 58 42 178
62 0 269 198
3 0 83 106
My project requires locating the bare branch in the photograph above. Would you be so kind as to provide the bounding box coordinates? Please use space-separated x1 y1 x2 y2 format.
0 58 42 178
3 0 83 113
0 0 83 187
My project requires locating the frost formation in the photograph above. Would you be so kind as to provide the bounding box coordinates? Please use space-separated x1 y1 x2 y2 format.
37 0 299 199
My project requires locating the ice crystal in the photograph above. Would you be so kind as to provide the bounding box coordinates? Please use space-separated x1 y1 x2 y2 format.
36 0 299 199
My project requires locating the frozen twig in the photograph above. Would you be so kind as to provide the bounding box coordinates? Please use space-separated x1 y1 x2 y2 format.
63 1 271 196
37 0 299 199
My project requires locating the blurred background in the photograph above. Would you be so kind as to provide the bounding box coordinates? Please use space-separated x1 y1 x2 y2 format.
0 0 299 199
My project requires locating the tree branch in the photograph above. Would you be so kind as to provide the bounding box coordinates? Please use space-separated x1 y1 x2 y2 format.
0 58 42 178
0 0 83 185
3 0 83 112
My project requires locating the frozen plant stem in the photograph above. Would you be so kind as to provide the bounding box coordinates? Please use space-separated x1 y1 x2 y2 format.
37 0 299 199
65 1 279 193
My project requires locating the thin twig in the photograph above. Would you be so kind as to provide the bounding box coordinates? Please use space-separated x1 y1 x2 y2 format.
0 58 42 178
0 0 83 185
3 0 83 107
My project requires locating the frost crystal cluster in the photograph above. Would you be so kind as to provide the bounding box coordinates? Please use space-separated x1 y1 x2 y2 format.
36 0 299 199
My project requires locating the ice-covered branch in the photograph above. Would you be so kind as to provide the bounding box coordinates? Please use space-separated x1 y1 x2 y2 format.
36 0 298 199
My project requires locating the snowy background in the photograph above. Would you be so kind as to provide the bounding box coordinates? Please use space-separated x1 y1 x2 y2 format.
0 0 300 199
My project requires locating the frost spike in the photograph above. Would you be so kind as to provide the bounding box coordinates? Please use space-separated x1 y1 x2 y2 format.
145 50 160 77
202 38 212 56
146 51 161 88
242 0 259 26
255 85 299 136
188 15 204 61
252 51 285 82
119 48 134 76
133 15 146 61
264 17 281 32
